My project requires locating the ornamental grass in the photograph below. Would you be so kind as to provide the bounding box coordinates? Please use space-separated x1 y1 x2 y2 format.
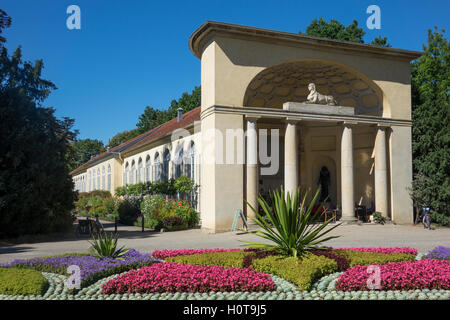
101 262 275 294
336 259 450 291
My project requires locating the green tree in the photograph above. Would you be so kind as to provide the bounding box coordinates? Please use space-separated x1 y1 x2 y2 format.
0 9 11 45
301 18 390 47
370 35 391 47
136 106 168 133
136 86 200 133
0 11 77 237
106 128 141 149
411 27 450 225
69 138 106 171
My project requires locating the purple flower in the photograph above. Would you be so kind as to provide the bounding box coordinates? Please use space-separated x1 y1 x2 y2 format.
425 246 450 261
1 249 158 289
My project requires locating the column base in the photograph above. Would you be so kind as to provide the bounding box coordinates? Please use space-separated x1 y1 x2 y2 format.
341 216 358 224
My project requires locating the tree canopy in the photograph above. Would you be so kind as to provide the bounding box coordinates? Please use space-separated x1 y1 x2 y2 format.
136 86 200 133
0 10 76 237
411 27 449 225
69 138 106 171
107 86 200 149
300 18 391 47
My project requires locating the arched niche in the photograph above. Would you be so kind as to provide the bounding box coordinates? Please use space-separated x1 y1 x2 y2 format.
311 155 337 207
243 59 385 117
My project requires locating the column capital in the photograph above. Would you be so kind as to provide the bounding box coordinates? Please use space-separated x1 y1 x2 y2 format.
341 120 358 127
284 117 301 125
245 115 261 122
376 123 391 130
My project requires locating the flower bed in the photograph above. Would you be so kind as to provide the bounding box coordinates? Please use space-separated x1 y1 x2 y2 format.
425 246 450 260
152 248 245 259
336 259 450 291
0 268 49 296
1 249 157 290
335 247 418 255
101 262 275 294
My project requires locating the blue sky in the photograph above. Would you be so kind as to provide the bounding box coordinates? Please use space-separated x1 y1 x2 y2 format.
2 0 449 144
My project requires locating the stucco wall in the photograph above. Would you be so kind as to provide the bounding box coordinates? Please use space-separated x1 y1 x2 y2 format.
202 35 412 120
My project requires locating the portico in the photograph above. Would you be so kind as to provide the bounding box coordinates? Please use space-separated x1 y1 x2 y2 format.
241 102 399 223
189 21 421 232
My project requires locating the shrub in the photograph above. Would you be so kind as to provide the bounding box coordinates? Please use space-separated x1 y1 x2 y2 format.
140 195 165 220
252 254 338 290
243 187 341 258
242 250 279 268
335 250 416 267
101 262 275 294
425 246 450 260
336 259 450 291
431 211 450 227
152 180 176 196
117 198 141 225
174 176 196 194
114 186 126 197
372 211 385 224
310 248 350 272
167 251 247 268
174 202 199 227
140 195 199 230
162 216 185 227
0 267 48 296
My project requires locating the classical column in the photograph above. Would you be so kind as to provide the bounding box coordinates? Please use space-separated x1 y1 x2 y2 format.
375 126 389 218
246 118 259 219
284 120 299 197
341 123 356 221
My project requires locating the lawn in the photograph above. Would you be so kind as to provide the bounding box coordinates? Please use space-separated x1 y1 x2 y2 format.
0 246 449 300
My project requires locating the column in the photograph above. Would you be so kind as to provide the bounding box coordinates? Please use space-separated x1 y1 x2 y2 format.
284 120 299 197
246 118 258 219
375 126 389 218
341 123 356 221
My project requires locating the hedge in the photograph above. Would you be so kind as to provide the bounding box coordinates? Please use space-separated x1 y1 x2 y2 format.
167 251 248 268
0 268 48 296
252 254 338 290
335 250 416 267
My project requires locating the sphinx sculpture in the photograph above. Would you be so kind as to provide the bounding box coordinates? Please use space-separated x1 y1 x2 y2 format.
306 83 338 106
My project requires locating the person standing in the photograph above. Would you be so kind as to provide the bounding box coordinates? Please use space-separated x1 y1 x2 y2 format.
422 207 431 230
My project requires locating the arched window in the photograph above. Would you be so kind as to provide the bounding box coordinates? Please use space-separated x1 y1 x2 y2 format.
137 158 143 183
145 155 151 182
92 170 95 190
97 168 100 190
154 153 161 182
174 143 184 179
162 149 170 181
87 171 91 192
185 141 195 179
124 162 129 185
130 160 136 184
107 165 111 191
102 166 105 190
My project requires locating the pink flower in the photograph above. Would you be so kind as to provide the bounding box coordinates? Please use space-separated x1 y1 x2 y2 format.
101 262 275 294
336 259 450 291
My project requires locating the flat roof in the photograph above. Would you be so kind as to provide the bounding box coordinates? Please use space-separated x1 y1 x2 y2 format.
189 21 423 60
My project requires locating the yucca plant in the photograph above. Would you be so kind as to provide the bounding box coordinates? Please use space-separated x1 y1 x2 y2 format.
242 187 341 258
89 232 130 259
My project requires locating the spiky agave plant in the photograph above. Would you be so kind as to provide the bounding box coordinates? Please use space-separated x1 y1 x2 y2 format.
89 232 130 259
242 187 341 258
